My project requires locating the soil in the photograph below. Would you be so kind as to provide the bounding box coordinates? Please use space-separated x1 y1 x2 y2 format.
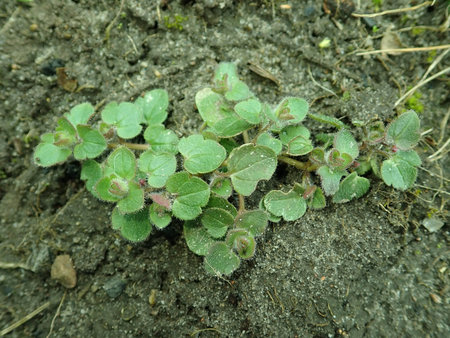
0 0 448 337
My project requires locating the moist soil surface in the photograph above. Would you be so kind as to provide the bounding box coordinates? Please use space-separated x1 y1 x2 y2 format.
0 1 449 337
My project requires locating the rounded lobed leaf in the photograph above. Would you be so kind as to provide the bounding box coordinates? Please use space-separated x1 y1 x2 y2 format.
234 210 269 236
73 125 107 160
143 124 179 154
135 89 169 125
385 110 420 150
334 129 359 159
226 229 256 259
263 187 307 221
227 144 277 196
34 135 71 167
138 150 176 188
275 97 309 125
166 172 210 220
81 160 102 198
256 132 282 155
201 207 234 238
317 166 346 196
184 221 217 256
65 103 94 127
279 125 313 156
117 181 145 214
206 196 238 218
381 150 421 191
234 99 261 124
101 102 142 139
210 177 233 198
332 172 370 203
149 203 171 229
204 242 240 276
111 207 151 242
106 147 136 180
178 135 227 174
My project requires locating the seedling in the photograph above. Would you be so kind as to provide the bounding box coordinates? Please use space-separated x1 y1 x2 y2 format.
34 63 422 276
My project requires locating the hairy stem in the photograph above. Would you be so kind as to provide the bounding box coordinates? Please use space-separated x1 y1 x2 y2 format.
108 142 149 151
238 194 246 213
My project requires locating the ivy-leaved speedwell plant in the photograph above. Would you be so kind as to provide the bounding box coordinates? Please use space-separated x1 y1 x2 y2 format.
34 62 422 276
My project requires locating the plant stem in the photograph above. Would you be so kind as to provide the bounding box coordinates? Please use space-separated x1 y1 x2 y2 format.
108 142 149 151
242 130 250 144
238 194 245 213
278 155 308 170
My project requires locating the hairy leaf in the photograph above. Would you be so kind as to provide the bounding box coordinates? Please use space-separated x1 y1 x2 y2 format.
184 221 216 256
73 125 107 160
111 207 151 242
381 150 421 190
106 147 136 180
178 135 226 174
317 166 346 196
135 89 169 125
138 150 176 188
204 242 240 276
332 172 370 203
149 203 171 229
386 110 420 150
143 124 179 154
201 207 234 238
65 103 94 127
227 144 277 196
334 129 359 159
234 98 261 124
264 185 307 221
234 210 268 236
101 102 142 139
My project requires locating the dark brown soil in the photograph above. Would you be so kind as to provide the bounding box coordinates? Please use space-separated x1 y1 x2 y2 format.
1 1 448 337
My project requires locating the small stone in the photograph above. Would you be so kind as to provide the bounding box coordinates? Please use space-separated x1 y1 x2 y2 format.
103 276 126 298
422 217 444 233
51 255 77 288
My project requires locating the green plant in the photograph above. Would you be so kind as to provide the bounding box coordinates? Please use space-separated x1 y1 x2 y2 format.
34 63 422 276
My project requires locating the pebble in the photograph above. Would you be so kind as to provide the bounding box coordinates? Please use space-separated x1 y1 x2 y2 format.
103 276 126 298
51 255 77 288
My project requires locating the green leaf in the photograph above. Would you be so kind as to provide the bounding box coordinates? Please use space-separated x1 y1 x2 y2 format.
317 166 346 196
195 88 251 137
226 229 256 259
225 80 251 101
101 102 142 139
54 117 76 146
227 144 277 196
386 110 420 150
166 172 210 220
275 97 308 125
117 181 145 214
95 175 122 202
178 135 226 174
149 203 171 229
65 103 94 127
183 220 217 256
256 132 282 155
138 150 176 188
201 208 234 238
73 125 107 160
211 177 232 198
111 207 151 242
334 129 359 159
381 150 421 190
279 125 313 156
135 89 169 125
204 242 240 276
234 99 261 124
264 186 307 221
307 112 347 129
235 210 268 236
143 124 178 154
309 187 326 209
106 147 136 180
258 198 282 223
80 160 102 198
34 137 71 167
206 196 237 218
210 117 252 138
332 172 370 203
214 62 240 88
